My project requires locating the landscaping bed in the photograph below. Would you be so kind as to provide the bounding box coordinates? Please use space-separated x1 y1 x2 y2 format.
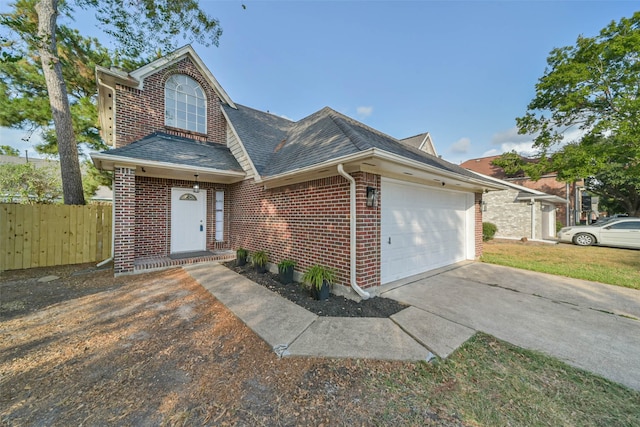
223 261 408 318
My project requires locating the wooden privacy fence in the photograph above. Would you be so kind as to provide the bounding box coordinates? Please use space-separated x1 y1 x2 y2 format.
1 203 112 271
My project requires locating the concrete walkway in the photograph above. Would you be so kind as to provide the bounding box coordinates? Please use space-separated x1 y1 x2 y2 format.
183 261 640 391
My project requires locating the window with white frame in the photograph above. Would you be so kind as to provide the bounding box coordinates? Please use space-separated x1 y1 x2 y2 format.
165 74 207 133
215 190 224 241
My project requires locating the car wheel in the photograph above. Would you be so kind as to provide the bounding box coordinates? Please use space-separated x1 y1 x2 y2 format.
573 233 595 246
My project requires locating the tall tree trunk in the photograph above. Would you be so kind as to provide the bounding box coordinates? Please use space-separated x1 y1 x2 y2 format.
35 0 85 205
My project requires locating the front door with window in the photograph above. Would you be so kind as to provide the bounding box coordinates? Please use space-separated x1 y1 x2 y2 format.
171 188 206 253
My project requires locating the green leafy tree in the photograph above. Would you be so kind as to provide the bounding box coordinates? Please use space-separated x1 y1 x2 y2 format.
1 0 222 205
81 159 111 200
0 162 62 203
0 145 20 155
513 12 640 215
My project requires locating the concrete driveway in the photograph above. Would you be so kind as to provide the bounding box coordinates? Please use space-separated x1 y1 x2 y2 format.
382 263 640 391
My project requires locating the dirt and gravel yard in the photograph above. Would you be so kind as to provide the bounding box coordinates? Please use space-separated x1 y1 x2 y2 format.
0 263 463 426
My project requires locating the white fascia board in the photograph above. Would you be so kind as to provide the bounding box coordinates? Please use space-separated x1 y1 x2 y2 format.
128 45 236 108
373 149 506 191
90 152 245 178
220 108 261 182
95 65 140 86
515 194 568 204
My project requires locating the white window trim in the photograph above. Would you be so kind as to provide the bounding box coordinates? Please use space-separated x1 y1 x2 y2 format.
165 74 207 134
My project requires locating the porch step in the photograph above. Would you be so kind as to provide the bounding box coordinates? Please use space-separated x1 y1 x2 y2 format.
133 250 235 273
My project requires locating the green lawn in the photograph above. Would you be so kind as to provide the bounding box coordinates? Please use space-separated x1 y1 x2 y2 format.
481 240 640 290
365 240 640 425
368 334 640 426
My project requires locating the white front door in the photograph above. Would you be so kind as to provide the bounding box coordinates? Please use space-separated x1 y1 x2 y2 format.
381 178 473 284
171 188 206 253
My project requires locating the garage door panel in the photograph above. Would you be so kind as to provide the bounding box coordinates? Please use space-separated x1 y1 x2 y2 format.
381 179 470 284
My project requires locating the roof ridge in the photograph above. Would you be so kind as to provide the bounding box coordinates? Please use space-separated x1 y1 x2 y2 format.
234 103 295 124
328 107 400 144
324 108 374 152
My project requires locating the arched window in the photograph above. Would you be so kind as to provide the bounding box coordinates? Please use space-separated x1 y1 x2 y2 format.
165 74 207 133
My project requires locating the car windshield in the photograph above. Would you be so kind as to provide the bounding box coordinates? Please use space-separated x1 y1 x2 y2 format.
593 217 618 226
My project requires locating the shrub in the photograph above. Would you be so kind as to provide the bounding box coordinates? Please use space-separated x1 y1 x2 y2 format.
483 222 498 242
236 247 248 259
251 250 269 267
277 259 296 269
302 264 336 290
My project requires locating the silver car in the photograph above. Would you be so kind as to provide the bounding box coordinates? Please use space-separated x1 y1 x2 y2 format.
558 218 640 249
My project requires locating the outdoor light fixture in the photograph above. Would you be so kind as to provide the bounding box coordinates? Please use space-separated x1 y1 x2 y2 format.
366 186 378 208
482 200 488 212
193 174 200 193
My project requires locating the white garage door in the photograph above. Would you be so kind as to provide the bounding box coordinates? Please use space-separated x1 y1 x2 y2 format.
381 178 474 284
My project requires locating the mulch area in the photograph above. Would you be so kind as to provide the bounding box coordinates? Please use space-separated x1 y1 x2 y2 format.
223 261 408 318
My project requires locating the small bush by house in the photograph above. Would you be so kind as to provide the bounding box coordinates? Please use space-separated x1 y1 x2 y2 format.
483 222 498 242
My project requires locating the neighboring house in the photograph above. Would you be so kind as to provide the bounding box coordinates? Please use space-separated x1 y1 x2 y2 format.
460 155 584 227
470 171 567 240
91 45 501 294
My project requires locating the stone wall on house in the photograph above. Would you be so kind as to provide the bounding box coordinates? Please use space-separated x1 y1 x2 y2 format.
115 57 227 148
508 175 574 226
134 177 231 259
229 173 381 289
483 189 541 240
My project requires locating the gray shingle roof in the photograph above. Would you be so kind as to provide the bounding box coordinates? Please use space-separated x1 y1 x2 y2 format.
222 104 292 175
101 132 243 172
224 104 484 181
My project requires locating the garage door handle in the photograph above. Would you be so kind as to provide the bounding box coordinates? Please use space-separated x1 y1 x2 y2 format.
388 237 391 244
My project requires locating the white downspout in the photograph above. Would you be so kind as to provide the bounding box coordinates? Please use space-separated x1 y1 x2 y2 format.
96 175 116 267
530 198 536 240
337 164 371 300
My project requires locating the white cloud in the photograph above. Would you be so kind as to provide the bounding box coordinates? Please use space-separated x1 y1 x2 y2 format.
488 126 538 157
491 126 533 146
489 125 588 158
450 137 471 154
356 106 373 118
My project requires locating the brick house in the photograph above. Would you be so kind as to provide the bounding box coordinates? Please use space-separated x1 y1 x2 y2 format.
461 155 584 227
468 171 566 241
91 46 500 296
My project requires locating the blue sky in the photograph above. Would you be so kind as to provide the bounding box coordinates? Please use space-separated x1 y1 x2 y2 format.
1 1 638 164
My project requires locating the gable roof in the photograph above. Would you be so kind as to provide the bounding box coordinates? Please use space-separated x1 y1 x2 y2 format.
468 169 567 204
399 132 437 156
96 45 235 146
223 104 495 190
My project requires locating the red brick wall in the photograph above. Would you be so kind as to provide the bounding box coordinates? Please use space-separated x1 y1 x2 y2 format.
114 167 136 274
355 173 381 289
115 57 226 147
229 173 382 289
134 177 230 259
134 177 169 258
